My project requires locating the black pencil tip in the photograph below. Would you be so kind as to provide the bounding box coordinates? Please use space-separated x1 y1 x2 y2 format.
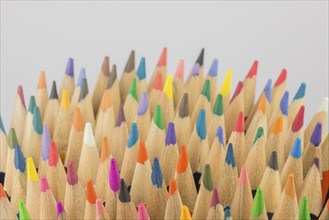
79 78 89 102
119 179 131 202
108 64 117 89
178 93 189 118
268 151 278 171
49 81 59 100
195 48 205 66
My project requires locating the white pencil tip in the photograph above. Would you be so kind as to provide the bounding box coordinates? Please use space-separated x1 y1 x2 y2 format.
84 123 96 147
318 97 328 113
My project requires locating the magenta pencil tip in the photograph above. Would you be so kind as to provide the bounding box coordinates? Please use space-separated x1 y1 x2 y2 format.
40 176 50 192
109 158 120 192
56 202 65 218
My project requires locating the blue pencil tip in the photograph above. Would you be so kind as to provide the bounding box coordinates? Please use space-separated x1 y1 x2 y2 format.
28 96 36 114
290 138 302 158
137 93 148 115
137 57 146 80
310 123 322 147
293 82 306 100
42 125 51 161
280 91 289 116
216 126 224 145
151 157 163 188
0 114 5 133
165 122 177 146
127 123 139 148
65 58 74 77
196 109 207 140
191 63 200 76
264 79 272 103
208 59 218 77
14 144 26 173
225 143 236 168
77 68 86 87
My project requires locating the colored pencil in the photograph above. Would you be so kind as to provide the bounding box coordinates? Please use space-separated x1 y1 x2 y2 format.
64 107 84 168
35 71 48 119
245 127 267 193
272 174 298 220
38 126 51 176
243 60 258 119
43 81 59 136
9 85 27 144
135 92 151 142
173 59 185 108
149 71 164 117
299 158 322 218
206 59 218 106
303 122 322 177
148 48 167 93
164 179 183 220
227 111 247 172
121 123 140 187
223 205 233 220
0 183 17 219
218 143 238 206
288 82 306 128
185 63 202 115
21 95 35 154
105 158 120 220
77 122 100 187
259 151 282 218
96 199 110 220
84 180 97 220
147 158 167 219
26 158 40 219
95 137 111 201
0 116 7 184
124 78 139 131
40 176 57 220
251 187 268 220
107 64 121 117
64 161 85 220
206 187 224 220
92 56 110 114
174 93 192 151
160 122 179 186
136 57 148 96
53 89 73 156
95 90 115 153
130 141 152 205
304 97 328 147
268 90 289 134
116 179 138 220
110 105 128 170
19 200 31 220
270 69 287 117
4 128 18 196
207 94 226 146
207 126 226 187
299 197 311 220
71 67 87 110
57 202 69 220
161 75 175 129
219 69 232 113
59 58 75 98
11 144 26 211
180 205 192 220
174 144 197 211
138 203 150 220
231 165 253 219
281 138 303 195
119 50 136 103
78 78 96 130
321 133 329 205
146 105 165 163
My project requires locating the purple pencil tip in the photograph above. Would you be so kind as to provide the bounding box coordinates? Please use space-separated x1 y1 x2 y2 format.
109 158 120 192
65 58 74 77
310 123 322 147
165 122 176 146
56 202 65 217
208 59 218 77
137 93 148 115
67 161 78 185
41 125 51 161
313 157 320 170
191 63 200 76
115 106 126 127
77 68 86 87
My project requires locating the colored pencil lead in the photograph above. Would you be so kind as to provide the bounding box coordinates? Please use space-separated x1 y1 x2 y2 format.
246 60 258 79
19 200 31 220
251 187 265 218
268 151 279 170
203 164 213 191
137 141 148 164
28 96 36 113
128 123 139 148
67 161 78 185
57 202 65 218
177 145 188 173
49 81 58 99
310 122 322 146
151 157 163 188
165 122 176 146
210 187 220 207
195 48 204 66
178 93 189 118
40 176 50 192
119 179 131 202
33 107 43 135
290 138 302 159
213 94 224 116
86 180 97 204
128 78 138 101
137 57 146 80
154 105 164 130
208 59 218 77
175 59 184 80
220 69 232 96
37 71 46 89
216 126 224 145
48 141 59 166
77 68 86 87
108 64 117 89
138 203 150 220
79 78 89 102
230 81 243 104
157 47 167 67
180 205 192 220
9 128 18 149
137 93 148 115
153 71 163 90
253 127 264 144
41 126 51 161
14 144 26 173
124 50 135 73
163 75 173 100
299 197 311 220
115 106 126 127
196 109 206 140
264 79 272 103
0 114 5 133
280 91 289 116
102 56 110 76
17 85 26 109
293 82 306 100
191 63 200 76
226 143 236 168
65 58 74 77
26 157 38 181
201 80 211 101
292 106 305 132
234 112 244 133
274 68 287 87
109 158 120 192
61 89 70 109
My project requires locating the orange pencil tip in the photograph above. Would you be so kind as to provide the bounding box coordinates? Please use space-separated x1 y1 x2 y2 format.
86 180 97 204
257 95 267 114
137 141 148 164
100 137 110 163
38 71 47 89
100 90 112 112
0 183 7 200
153 71 163 91
284 174 296 199
168 179 178 197
73 107 84 132
177 144 188 173
271 116 283 134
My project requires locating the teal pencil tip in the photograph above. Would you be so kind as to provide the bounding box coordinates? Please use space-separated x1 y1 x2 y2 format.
33 107 43 135
196 109 207 140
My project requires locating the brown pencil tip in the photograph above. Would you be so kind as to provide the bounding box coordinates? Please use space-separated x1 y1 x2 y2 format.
37 71 47 89
102 56 110 76
124 50 135 73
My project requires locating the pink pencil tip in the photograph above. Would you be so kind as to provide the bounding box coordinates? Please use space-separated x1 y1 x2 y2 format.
48 141 59 167
233 112 244 133
210 187 220 207
157 47 167 67
96 199 106 218
138 203 150 220
246 60 258 79
238 165 250 187
175 59 184 80
17 85 26 109
40 176 50 192
67 161 78 185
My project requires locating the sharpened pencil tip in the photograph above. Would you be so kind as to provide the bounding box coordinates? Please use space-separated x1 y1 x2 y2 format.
310 122 322 147
116 106 126 127
274 68 287 87
210 187 220 207
299 197 311 220
195 48 204 66
151 157 163 188
290 138 302 158
83 123 96 147
191 63 200 76
27 157 39 181
233 112 244 133
178 93 189 118
157 47 167 67
292 105 305 132
79 78 89 102
264 79 272 103
119 179 131 202
137 93 148 116
17 85 26 109
138 203 150 220
225 143 236 168
201 80 211 101
65 58 74 77
48 141 59 166
128 78 138 101
102 56 110 76
28 96 36 114
280 91 289 116
60 89 70 109
137 57 146 80
163 75 173 100
19 200 31 220
37 71 47 89
108 64 117 89
14 144 26 173
56 202 65 218
251 187 265 218
40 176 50 192
246 60 258 79
96 199 106 219
50 81 59 99
230 81 243 104
86 180 97 204
216 126 224 145
128 123 139 148
165 122 177 146
153 71 163 90
177 145 188 173
208 59 218 77
196 109 207 140
77 68 86 87
168 179 178 197
213 94 223 116
175 59 184 80
238 165 250 187
67 161 78 185
124 50 135 73
220 69 232 96
154 105 164 130
268 151 279 171
203 164 213 191
109 158 121 193
180 205 192 220
137 141 148 164
293 82 306 100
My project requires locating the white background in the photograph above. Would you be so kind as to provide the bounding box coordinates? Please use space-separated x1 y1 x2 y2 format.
1 1 328 130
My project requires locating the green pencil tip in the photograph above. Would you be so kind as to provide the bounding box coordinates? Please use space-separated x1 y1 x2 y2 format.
201 80 211 102
251 187 265 218
299 197 311 220
19 200 32 220
8 128 18 150
213 94 223 116
203 164 213 191
253 127 264 144
128 78 138 101
154 105 164 130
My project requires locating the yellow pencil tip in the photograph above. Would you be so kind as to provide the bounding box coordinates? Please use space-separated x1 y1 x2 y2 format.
163 74 173 100
60 89 70 109
27 157 39 181
220 69 232 96
180 205 192 220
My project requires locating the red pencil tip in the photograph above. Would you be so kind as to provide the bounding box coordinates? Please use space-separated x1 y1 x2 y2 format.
230 81 243 104
153 71 163 91
175 59 184 80
233 112 244 133
245 60 258 79
274 68 287 87
48 140 59 167
292 105 305 132
157 47 167 67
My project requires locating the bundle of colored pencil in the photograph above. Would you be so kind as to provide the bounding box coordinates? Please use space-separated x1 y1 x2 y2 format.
0 48 328 220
